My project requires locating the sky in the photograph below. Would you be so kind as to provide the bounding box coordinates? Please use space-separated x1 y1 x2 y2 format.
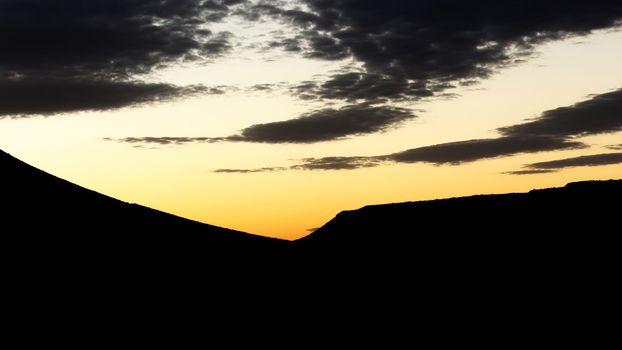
0 0 621 240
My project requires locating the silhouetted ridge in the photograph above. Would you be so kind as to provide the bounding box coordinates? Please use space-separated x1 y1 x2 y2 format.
289 179 621 326
3 148 619 328
295 179 621 282
3 148 620 308
0 149 285 281
301 179 621 242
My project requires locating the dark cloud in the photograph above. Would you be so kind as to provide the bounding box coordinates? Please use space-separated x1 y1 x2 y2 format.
313 88 621 168
249 83 280 92
272 136 584 171
112 104 416 144
212 156 381 173
293 156 383 170
386 137 585 165
607 144 622 150
247 83 289 94
304 32 351 60
205 85 240 95
524 153 622 170
106 136 224 146
202 31 235 56
272 37 304 52
212 136 586 173
291 72 436 102
213 167 288 173
231 104 415 143
500 89 622 138
246 0 622 102
0 0 239 78
0 0 244 116
99 3 622 152
0 81 216 117
211 135 586 173
503 170 557 175
212 88 622 172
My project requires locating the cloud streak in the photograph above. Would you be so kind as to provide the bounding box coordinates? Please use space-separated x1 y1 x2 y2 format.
499 89 622 138
503 170 557 175
229 104 415 143
385 137 584 165
104 136 224 146
213 167 288 173
293 157 384 170
524 153 622 170
212 88 622 172
0 81 215 117
505 152 622 174
111 104 416 144
212 157 382 173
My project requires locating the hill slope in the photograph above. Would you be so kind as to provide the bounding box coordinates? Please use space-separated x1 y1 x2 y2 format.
1 149 285 279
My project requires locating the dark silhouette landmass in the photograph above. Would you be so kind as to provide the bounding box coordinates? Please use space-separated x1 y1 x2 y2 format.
296 179 620 278
2 149 619 307
291 179 620 326
1 149 287 284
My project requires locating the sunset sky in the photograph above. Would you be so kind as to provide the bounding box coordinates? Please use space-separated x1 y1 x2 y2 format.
1 0 621 239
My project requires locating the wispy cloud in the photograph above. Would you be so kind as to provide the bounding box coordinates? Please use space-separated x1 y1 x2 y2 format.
523 152 622 170
0 82 215 118
385 137 584 165
110 104 416 144
104 136 225 146
505 152 622 175
503 169 557 175
213 167 289 173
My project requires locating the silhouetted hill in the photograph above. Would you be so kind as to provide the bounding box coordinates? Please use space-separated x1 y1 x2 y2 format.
290 180 621 328
0 149 286 282
301 179 621 245
3 149 618 330
295 179 621 282
4 147 619 281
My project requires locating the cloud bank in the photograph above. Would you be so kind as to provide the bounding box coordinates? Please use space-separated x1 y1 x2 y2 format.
213 88 622 172
246 0 622 102
110 2 622 147
111 104 415 144
0 0 245 116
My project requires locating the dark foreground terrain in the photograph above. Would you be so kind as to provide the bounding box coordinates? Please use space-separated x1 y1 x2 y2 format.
2 149 619 323
299 177 620 271
1 150 287 279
